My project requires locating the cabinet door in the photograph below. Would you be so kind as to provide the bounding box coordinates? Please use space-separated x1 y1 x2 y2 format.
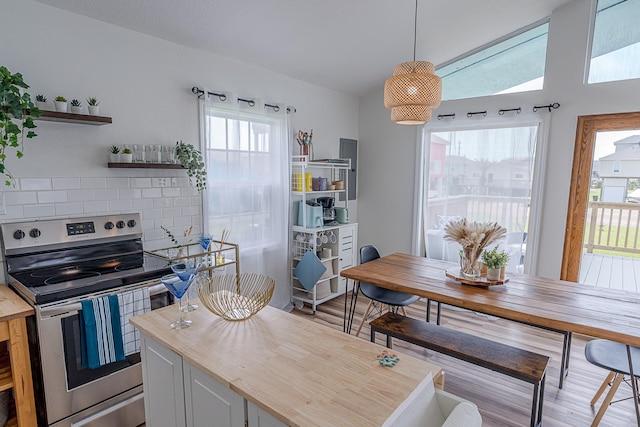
247 401 287 427
183 361 245 427
338 225 357 293
140 335 186 427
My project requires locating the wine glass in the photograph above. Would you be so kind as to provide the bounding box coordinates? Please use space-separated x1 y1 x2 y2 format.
171 261 201 311
161 273 195 329
199 234 213 266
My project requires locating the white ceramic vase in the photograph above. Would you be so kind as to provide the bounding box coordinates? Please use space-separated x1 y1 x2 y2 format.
88 105 99 116
70 106 82 114
120 153 133 163
487 268 501 281
54 101 68 112
36 101 47 110
109 153 120 163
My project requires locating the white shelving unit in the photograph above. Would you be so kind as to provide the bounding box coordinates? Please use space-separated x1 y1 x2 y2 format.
291 155 357 313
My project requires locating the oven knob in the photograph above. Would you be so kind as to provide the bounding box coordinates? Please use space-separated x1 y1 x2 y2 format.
29 228 41 238
104 221 114 230
127 219 136 228
13 230 25 240
116 220 126 229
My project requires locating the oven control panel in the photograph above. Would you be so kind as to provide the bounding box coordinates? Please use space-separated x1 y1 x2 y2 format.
0 213 143 254
66 221 96 236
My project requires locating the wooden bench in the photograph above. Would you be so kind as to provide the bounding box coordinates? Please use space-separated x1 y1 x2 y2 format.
370 312 549 427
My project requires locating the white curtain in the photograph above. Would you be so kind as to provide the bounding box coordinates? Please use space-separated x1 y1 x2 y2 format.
418 119 546 275
200 100 292 309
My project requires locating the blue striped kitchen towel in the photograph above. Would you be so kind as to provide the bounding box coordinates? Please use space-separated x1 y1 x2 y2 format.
81 295 125 369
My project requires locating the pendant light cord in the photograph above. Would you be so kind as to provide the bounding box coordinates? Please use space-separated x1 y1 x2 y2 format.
413 0 418 61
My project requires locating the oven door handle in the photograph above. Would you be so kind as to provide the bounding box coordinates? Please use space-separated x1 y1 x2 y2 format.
71 390 144 427
39 284 168 317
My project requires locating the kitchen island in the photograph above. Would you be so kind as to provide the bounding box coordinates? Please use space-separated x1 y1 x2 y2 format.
131 304 443 427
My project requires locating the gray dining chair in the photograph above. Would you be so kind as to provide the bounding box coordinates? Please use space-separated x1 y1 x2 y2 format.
584 339 640 426
353 245 419 338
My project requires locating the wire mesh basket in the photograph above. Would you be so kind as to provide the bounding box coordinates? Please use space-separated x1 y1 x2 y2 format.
198 273 275 321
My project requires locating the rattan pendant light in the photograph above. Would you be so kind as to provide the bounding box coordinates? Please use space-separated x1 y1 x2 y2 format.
384 0 442 125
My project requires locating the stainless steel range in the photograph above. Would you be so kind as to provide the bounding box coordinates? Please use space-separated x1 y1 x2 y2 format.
0 214 172 427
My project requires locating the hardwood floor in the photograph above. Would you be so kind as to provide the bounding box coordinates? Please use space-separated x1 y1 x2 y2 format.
290 296 637 427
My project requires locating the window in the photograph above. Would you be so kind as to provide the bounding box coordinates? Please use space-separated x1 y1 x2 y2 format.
589 0 640 84
422 125 540 274
201 103 291 309
436 23 549 100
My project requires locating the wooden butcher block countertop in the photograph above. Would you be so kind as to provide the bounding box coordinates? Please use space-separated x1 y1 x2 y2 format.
131 304 443 427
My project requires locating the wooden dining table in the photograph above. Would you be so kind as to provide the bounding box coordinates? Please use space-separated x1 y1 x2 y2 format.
340 252 640 425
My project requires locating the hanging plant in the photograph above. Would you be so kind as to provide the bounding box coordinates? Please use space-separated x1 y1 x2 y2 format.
175 140 206 192
0 66 41 187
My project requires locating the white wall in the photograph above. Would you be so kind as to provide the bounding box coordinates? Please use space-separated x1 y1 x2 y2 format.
358 0 640 279
0 1 358 279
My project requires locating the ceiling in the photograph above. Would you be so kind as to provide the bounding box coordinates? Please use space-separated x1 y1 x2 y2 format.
35 0 573 97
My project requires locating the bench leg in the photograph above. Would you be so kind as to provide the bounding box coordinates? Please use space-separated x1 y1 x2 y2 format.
532 373 546 427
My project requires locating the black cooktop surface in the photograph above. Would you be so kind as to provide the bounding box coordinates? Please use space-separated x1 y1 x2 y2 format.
8 252 171 305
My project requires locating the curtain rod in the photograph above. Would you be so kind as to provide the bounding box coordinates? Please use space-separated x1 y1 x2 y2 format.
437 101 560 120
191 86 296 113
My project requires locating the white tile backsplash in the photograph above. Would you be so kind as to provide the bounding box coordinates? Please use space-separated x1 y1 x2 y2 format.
52 178 81 190
68 190 95 202
5 192 37 205
20 178 52 191
83 201 109 213
106 177 130 189
94 189 119 201
81 178 106 189
0 175 202 249
37 191 68 204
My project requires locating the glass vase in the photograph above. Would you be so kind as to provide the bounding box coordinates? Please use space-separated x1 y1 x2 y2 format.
460 250 481 278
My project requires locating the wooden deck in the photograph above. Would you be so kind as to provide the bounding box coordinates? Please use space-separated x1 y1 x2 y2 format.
292 296 637 427
580 252 640 292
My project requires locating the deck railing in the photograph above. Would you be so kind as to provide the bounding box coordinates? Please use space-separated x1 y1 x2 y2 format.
426 195 529 232
585 201 640 254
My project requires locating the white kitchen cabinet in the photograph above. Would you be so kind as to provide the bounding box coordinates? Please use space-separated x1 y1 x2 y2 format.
247 402 287 427
184 360 245 427
140 334 281 427
140 335 186 427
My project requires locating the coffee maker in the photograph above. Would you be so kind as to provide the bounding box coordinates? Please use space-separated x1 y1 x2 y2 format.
316 197 335 224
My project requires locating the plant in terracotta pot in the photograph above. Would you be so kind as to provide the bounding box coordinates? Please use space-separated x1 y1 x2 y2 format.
175 141 206 192
121 147 133 163
70 99 82 114
87 97 99 115
481 246 509 281
0 66 41 186
108 145 120 162
54 96 67 112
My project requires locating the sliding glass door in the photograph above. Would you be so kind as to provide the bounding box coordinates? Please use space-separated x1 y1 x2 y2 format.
422 125 540 274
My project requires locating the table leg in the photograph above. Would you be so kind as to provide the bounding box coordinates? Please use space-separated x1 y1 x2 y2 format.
343 280 359 334
626 345 640 426
558 332 572 389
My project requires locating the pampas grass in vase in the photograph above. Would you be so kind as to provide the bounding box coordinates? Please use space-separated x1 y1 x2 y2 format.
443 219 507 278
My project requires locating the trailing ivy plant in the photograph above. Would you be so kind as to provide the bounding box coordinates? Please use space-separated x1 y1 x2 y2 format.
175 140 206 192
0 66 41 186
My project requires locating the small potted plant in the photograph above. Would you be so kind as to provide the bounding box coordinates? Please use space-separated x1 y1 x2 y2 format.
175 141 207 192
481 246 509 281
108 145 120 162
121 147 133 163
70 99 82 114
35 94 47 110
54 96 67 112
87 97 99 115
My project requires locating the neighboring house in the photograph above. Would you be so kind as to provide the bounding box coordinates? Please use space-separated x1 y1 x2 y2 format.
597 136 640 202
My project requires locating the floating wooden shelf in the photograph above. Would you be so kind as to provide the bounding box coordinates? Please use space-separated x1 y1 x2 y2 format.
108 162 184 169
38 110 112 125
